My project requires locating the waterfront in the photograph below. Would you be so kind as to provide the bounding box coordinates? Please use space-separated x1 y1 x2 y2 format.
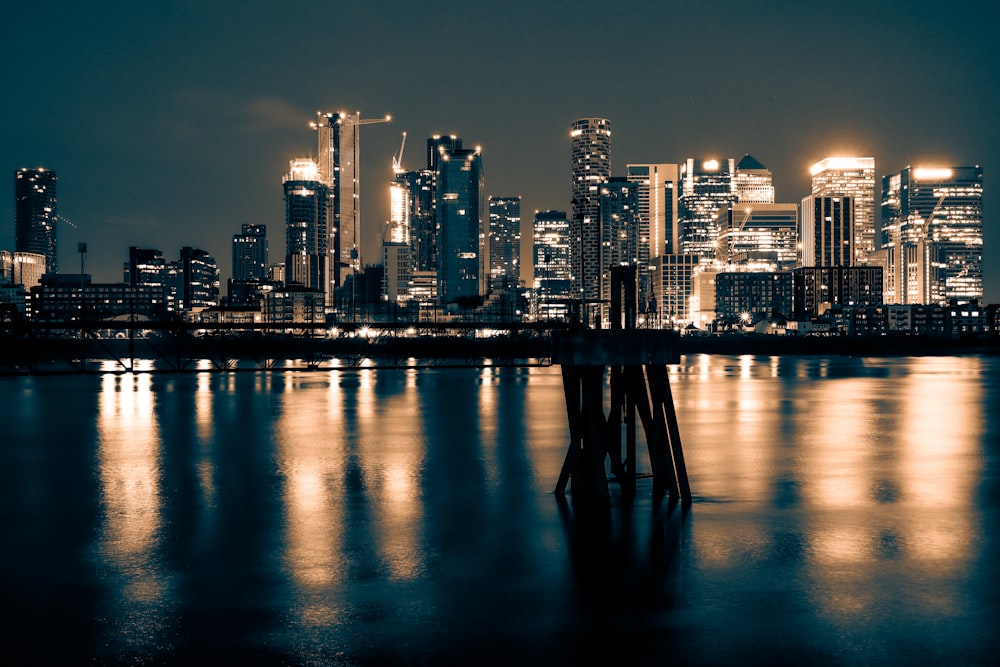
1 355 998 665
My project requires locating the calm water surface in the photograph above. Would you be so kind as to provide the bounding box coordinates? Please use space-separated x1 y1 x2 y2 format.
1 355 998 665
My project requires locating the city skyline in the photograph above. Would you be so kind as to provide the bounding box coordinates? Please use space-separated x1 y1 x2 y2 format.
2 1 998 301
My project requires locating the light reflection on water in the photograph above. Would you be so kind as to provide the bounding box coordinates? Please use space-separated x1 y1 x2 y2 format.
0 355 997 664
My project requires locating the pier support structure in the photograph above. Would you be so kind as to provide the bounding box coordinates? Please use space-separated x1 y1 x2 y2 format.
553 267 691 505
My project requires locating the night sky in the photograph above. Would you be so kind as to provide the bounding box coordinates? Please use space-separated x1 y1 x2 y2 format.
3 0 998 301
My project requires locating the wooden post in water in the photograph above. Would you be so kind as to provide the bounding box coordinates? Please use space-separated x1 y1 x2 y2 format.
553 267 691 505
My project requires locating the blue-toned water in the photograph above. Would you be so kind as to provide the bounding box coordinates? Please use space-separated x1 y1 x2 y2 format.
1 355 998 665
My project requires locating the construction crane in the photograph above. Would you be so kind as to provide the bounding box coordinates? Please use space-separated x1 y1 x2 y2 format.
392 131 407 174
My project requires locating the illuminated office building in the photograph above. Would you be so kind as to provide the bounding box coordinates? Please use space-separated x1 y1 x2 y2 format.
654 253 699 328
678 158 736 262
15 168 58 274
800 196 853 267
570 117 612 307
313 110 391 288
178 246 220 310
436 143 484 305
810 157 876 265
626 163 679 310
283 158 330 293
598 178 640 319
715 203 798 269
734 155 774 204
488 196 521 291
881 165 983 305
533 210 572 319
232 224 268 281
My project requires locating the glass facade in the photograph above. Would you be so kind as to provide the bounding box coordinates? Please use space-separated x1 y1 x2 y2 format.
570 118 611 305
436 146 484 305
488 195 521 291
283 159 330 293
800 196 853 267
15 167 58 274
678 158 736 262
881 166 983 304
810 158 876 265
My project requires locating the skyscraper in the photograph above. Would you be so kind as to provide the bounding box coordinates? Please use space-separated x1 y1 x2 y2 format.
598 178 640 317
179 247 220 310
312 111 392 289
232 224 268 281
570 118 612 307
15 167 58 274
283 158 330 292
733 155 775 204
626 163 679 308
436 143 484 305
881 165 983 305
800 196 854 267
715 203 798 269
488 195 521 291
533 210 572 319
678 158 737 262
810 157 876 265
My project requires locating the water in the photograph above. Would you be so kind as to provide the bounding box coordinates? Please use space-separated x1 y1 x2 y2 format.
1 355 998 665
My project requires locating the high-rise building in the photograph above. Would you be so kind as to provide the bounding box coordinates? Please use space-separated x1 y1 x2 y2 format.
232 224 268 281
715 203 798 269
678 158 737 262
626 163 679 311
881 165 983 305
436 143 484 305
533 210 572 319
15 168 58 274
734 155 775 204
792 266 883 318
570 118 612 307
312 111 392 288
598 178 640 320
800 196 853 267
179 246 220 310
382 242 412 304
283 158 330 293
654 253 699 329
488 196 521 291
810 158 876 265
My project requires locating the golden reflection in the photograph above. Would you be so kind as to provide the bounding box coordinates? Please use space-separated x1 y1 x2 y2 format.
805 379 869 508
195 372 213 443
97 372 167 605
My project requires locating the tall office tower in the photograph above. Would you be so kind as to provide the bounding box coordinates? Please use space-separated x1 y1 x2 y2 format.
283 158 330 292
179 246 220 310
654 254 699 328
810 157 876 265
488 195 521 291
313 110 392 288
678 158 737 262
382 242 413 303
436 144 484 305
570 117 612 309
388 176 411 245
533 210 572 319
15 168 58 274
626 163 679 310
800 195 853 267
715 203 798 269
881 165 983 305
232 224 268 281
597 178 640 318
733 155 775 204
